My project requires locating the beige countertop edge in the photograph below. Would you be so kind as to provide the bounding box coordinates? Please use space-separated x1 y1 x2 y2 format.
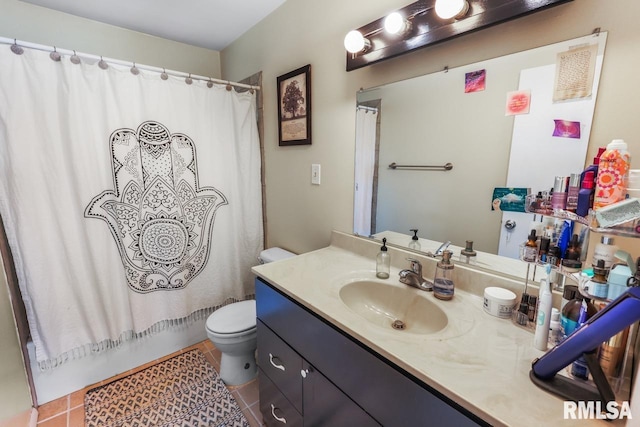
252 232 619 427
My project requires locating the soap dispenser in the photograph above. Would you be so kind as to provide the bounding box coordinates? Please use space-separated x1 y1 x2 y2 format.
376 238 390 279
408 229 421 251
433 250 455 300
459 240 477 265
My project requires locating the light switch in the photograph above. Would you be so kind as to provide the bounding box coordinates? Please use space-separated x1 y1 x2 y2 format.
311 164 321 185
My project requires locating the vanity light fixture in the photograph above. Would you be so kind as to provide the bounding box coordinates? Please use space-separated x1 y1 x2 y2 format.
384 12 412 36
434 0 469 20
344 30 372 54
344 0 573 71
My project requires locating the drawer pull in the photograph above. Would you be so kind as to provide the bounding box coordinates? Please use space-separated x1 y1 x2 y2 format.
270 404 287 424
269 353 286 371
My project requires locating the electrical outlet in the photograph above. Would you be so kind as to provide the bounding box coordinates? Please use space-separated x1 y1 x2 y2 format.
311 164 321 185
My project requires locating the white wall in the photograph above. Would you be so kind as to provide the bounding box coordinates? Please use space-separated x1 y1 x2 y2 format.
0 0 222 419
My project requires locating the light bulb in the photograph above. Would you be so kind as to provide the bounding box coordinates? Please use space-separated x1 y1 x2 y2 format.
435 0 469 20
344 30 370 54
384 12 406 35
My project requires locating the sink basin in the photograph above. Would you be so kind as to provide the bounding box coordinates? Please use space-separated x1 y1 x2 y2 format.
339 281 448 334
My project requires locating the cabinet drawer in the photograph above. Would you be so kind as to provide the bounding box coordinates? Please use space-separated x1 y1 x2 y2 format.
257 320 303 413
259 368 303 427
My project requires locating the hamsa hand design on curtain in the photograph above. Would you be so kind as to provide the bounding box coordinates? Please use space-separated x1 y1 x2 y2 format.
86 121 227 293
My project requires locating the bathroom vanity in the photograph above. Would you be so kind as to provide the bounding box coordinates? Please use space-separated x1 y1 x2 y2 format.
252 231 625 426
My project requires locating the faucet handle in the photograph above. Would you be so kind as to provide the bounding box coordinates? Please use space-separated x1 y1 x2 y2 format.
406 257 422 274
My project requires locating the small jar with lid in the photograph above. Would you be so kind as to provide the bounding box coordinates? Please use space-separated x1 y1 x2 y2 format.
433 250 455 300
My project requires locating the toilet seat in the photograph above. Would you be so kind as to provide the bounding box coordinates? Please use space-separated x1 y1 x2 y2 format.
206 300 256 335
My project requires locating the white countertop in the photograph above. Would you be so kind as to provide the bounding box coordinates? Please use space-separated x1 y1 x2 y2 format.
252 231 627 427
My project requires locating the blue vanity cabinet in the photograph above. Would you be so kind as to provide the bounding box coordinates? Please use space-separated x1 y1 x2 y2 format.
255 277 489 427
257 317 379 426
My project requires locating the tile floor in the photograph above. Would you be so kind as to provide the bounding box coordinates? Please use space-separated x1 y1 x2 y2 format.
35 340 264 427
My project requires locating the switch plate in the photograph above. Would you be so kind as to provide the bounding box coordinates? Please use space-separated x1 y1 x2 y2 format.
311 164 321 185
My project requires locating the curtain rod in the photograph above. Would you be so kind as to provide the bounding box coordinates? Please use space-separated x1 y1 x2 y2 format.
357 105 378 112
0 37 260 91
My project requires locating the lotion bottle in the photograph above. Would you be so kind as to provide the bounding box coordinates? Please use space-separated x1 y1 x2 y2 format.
376 238 390 279
533 265 553 351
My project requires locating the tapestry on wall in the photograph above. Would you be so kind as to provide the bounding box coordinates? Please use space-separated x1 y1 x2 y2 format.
0 46 263 368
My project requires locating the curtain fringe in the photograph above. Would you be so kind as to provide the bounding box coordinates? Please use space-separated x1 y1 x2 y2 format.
36 294 255 371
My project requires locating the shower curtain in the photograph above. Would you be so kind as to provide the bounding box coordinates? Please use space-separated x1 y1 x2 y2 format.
0 47 263 368
353 107 378 236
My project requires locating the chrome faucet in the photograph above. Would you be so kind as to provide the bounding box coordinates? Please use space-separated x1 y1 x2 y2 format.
426 241 452 258
399 258 433 291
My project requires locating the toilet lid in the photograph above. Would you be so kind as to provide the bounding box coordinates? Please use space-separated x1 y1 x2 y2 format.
206 300 256 334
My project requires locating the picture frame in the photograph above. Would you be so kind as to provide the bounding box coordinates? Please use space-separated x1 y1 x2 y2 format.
277 64 311 146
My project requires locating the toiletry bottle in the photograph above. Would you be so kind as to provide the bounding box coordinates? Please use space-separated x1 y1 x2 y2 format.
599 326 630 377
561 285 578 310
408 229 421 251
594 139 631 210
570 300 592 380
564 234 581 260
576 170 596 217
515 294 529 326
547 245 561 267
459 240 477 265
376 238 390 279
561 294 597 339
522 229 538 263
527 295 537 323
580 147 605 189
551 176 569 210
566 173 581 212
533 266 553 351
590 259 609 299
433 250 455 300
593 235 618 269
538 237 550 263
549 308 563 347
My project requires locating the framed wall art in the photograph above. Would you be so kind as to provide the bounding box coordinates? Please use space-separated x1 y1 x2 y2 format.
277 64 311 146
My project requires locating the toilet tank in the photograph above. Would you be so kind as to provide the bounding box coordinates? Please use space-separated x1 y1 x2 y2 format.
258 247 296 264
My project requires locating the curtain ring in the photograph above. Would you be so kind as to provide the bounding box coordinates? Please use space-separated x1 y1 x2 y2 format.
10 39 24 55
161 68 169 80
130 62 140 75
207 78 213 88
98 56 109 70
185 73 193 85
70 50 81 64
49 46 61 62
226 81 232 91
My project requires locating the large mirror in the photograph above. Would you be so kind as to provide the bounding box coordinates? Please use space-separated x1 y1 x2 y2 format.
353 32 607 280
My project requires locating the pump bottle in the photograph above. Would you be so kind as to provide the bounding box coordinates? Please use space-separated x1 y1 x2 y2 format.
376 238 390 279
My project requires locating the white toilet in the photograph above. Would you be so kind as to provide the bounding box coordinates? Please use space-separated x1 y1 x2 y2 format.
205 247 295 385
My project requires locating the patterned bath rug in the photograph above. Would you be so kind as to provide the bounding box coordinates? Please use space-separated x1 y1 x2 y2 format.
84 349 250 427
